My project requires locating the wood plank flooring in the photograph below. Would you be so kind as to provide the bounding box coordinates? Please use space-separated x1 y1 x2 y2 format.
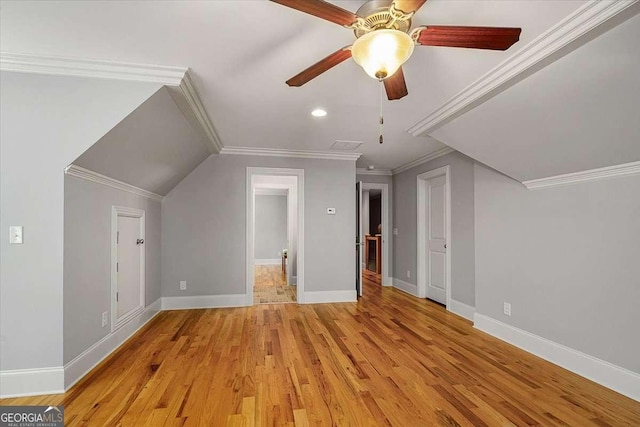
2 277 638 426
362 268 381 287
254 265 297 304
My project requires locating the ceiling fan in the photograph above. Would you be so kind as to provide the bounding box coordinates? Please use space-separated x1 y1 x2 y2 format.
271 0 522 100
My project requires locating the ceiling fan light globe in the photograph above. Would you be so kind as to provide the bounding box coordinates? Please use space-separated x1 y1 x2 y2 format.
351 29 414 80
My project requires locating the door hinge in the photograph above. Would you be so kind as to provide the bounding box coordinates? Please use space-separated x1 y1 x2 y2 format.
116 262 119 272
117 231 119 244
116 292 119 302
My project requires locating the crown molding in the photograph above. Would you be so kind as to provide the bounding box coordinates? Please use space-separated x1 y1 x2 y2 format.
176 70 222 153
65 164 164 202
1 52 224 154
392 147 455 175
407 0 639 137
0 52 187 85
356 168 393 176
522 161 640 190
220 146 361 161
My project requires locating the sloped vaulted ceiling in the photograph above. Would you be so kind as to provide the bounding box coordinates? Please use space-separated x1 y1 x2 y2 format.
73 87 211 195
3 1 637 182
0 0 589 171
429 7 640 182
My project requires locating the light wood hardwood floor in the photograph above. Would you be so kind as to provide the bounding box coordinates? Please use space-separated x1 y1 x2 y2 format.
254 265 296 304
362 268 381 287
2 277 638 426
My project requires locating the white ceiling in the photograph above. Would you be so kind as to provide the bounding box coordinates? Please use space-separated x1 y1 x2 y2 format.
74 87 210 195
431 10 640 182
0 0 587 170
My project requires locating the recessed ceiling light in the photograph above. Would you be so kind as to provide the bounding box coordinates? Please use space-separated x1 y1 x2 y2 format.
311 108 327 117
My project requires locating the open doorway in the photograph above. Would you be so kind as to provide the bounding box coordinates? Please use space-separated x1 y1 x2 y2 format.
364 188 382 285
247 168 304 305
357 182 391 295
253 187 294 303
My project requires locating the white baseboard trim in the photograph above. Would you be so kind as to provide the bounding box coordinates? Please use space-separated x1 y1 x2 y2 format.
449 299 475 321
474 313 640 402
302 290 357 304
254 258 281 266
392 278 418 297
64 298 162 390
161 294 248 310
0 367 65 398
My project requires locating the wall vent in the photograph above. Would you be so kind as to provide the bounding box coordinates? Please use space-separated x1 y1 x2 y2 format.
331 140 363 151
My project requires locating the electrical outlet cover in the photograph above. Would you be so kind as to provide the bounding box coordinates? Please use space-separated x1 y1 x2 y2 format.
503 302 512 316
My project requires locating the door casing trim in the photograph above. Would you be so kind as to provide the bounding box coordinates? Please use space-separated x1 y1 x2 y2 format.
246 167 305 305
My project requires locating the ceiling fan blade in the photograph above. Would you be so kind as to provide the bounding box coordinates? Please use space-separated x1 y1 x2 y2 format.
415 26 522 50
286 47 352 87
384 67 408 100
392 0 429 14
270 0 359 27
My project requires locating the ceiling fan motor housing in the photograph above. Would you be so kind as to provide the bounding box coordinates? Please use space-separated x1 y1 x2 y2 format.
353 0 412 38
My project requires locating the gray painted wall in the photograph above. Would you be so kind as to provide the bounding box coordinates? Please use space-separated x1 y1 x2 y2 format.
474 163 640 373
63 176 161 364
0 71 159 371
161 154 355 297
254 195 287 260
392 152 476 307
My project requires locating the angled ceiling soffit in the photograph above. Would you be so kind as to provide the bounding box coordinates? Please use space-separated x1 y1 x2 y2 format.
0 52 222 154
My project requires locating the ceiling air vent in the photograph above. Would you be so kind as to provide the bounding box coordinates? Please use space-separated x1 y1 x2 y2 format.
331 140 363 151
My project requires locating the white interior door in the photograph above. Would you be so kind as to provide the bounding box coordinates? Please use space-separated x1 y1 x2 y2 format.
116 215 143 320
356 181 363 297
423 175 447 304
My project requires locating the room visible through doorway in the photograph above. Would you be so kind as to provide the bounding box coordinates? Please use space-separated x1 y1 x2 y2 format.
247 170 303 305
357 182 390 294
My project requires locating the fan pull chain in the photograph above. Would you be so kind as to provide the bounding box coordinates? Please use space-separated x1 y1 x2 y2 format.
379 80 384 144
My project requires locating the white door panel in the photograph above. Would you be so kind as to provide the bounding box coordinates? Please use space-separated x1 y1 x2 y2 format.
116 215 143 319
429 252 446 291
422 174 447 304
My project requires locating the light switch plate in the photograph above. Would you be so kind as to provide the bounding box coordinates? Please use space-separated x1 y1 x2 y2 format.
9 226 23 244
180 281 187 291
393 228 398 235
327 208 336 215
